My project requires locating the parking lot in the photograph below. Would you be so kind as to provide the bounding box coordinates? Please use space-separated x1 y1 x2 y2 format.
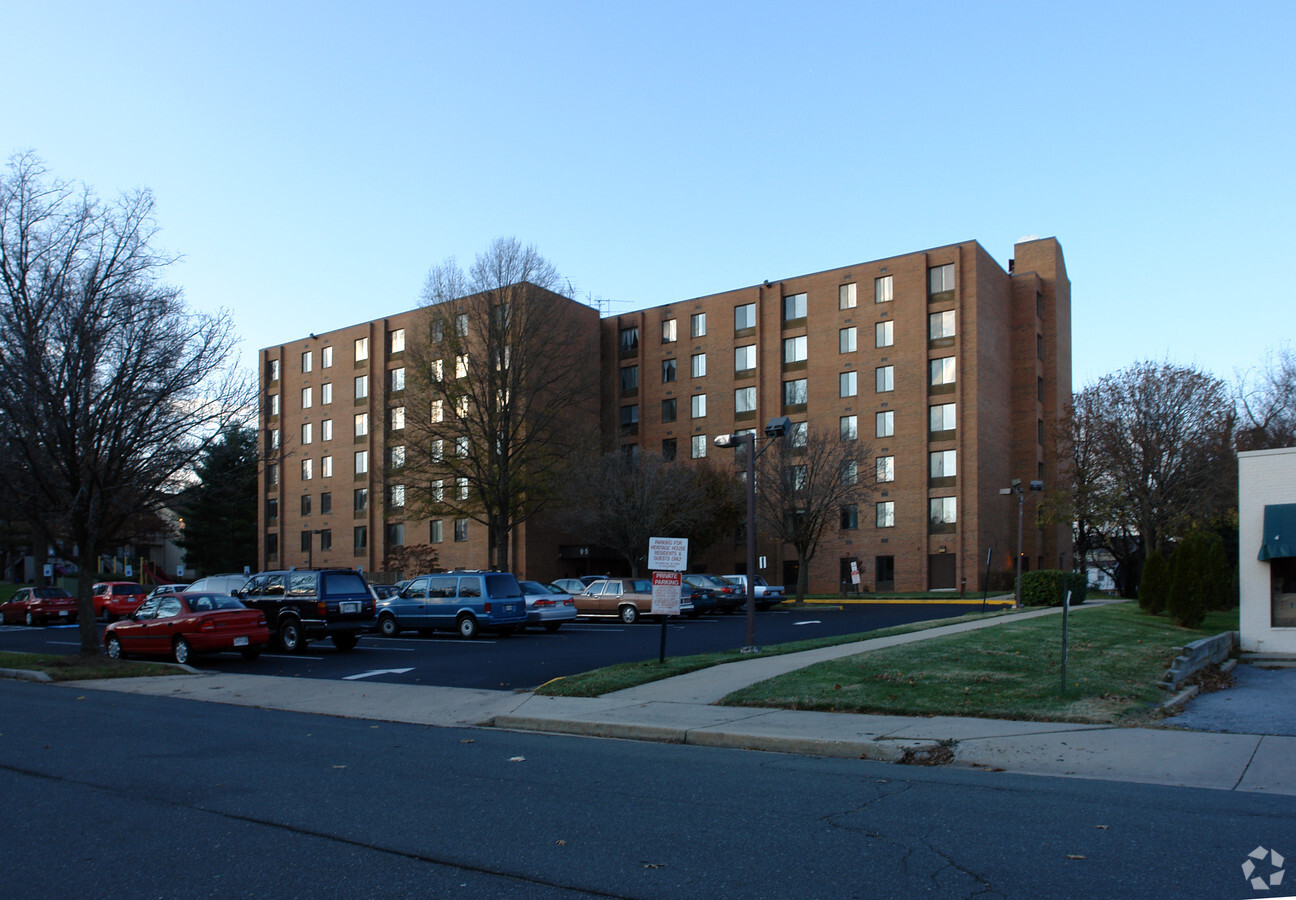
0 602 981 690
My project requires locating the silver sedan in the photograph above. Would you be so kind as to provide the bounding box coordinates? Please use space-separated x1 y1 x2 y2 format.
518 581 579 632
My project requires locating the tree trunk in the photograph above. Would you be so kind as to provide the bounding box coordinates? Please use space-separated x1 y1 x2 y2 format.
75 543 100 656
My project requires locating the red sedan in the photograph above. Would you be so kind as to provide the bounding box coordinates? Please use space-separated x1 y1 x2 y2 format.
93 582 148 621
1 587 79 626
104 593 270 664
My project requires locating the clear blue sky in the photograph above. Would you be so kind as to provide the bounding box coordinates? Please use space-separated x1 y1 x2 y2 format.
4 1 1292 389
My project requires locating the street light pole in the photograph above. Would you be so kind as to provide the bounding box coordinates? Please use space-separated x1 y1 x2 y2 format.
1000 479 1043 608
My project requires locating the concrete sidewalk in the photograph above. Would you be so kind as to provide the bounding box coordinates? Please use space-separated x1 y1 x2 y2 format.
55 601 1296 797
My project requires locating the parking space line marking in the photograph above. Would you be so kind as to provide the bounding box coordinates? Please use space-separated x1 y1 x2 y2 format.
793 620 823 626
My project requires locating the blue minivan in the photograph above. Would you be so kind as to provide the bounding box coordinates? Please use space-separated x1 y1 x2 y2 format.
375 570 528 639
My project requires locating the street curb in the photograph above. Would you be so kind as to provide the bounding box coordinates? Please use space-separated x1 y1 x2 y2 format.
0 667 53 682
490 713 944 762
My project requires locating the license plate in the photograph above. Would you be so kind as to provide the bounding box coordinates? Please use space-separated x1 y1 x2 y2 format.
340 602 360 614
58 610 68 616
233 636 249 647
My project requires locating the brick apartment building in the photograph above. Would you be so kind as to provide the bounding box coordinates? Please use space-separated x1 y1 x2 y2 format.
258 236 1071 593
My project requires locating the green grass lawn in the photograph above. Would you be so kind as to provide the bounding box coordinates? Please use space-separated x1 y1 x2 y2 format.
0 651 181 681
721 603 1238 724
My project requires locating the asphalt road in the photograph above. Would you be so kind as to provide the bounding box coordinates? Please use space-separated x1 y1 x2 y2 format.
2 680 1293 899
0 602 982 689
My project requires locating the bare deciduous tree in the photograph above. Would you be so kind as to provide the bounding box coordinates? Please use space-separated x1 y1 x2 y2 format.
0 153 251 653
1062 360 1234 596
755 425 871 603
1237 343 1296 451
561 452 742 577
403 238 600 571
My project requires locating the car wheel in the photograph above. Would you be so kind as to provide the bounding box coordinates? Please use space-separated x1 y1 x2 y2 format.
332 632 359 651
619 604 639 625
457 614 479 639
106 634 125 660
25 611 35 627
544 623 562 633
240 647 262 660
278 619 306 653
378 614 400 638
173 636 192 665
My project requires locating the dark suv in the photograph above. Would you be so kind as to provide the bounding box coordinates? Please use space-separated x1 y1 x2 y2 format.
237 569 376 652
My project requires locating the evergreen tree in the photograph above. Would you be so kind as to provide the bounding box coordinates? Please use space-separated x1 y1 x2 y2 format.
176 426 258 575
1166 533 1209 628
1138 548 1170 615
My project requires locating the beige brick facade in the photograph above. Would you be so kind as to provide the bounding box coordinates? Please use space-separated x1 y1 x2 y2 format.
259 237 1071 592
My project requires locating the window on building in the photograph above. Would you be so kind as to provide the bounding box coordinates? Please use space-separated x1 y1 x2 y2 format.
429 520 443 543
455 313 468 337
390 407 405 431
875 320 894 348
268 358 281 382
388 445 405 469
930 357 956 386
734 303 756 331
354 487 368 511
355 337 369 362
662 318 677 343
354 375 368 400
662 397 677 423
268 393 279 417
354 449 368 474
385 522 404 547
431 479 443 502
930 449 956 478
661 438 677 461
301 530 312 553
735 386 756 414
876 456 895 483
266 497 278 523
455 354 468 379
841 459 858 485
267 463 278 486
876 365 894 393
930 497 957 526
620 405 639 428
839 283 857 309
301 386 312 409
839 327 857 354
691 434 707 458
390 484 405 508
782 292 807 321
690 312 707 337
320 492 331 514
266 532 279 558
321 455 332 477
783 379 807 409
840 504 859 529
875 275 893 304
929 310 956 340
619 326 639 353
876 410 894 437
431 399 443 423
301 494 312 516
268 428 279 450
840 415 858 441
1038 418 1045 445
389 328 405 354
301 458 313 480
662 358 676 382
456 435 469 457
354 413 368 437
319 528 332 551
691 353 707 377
840 371 857 398
620 365 639 392
783 335 807 365
390 367 405 391
302 422 313 445
876 501 895 528
929 264 954 294
735 345 756 372
789 420 807 448
454 518 468 541
930 403 956 433
353 525 367 552
692 394 707 418
321 382 333 405
322 346 333 368
431 439 443 462
302 350 312 373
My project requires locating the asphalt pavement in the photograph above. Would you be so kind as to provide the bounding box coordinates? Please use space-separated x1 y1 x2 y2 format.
33 599 1296 799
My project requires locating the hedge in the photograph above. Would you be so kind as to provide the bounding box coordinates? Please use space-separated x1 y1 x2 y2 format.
1021 570 1088 607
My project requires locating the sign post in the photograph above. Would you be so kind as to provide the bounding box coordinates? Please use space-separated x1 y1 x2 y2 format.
648 537 688 663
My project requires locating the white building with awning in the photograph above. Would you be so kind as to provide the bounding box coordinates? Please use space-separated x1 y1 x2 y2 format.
1239 446 1296 655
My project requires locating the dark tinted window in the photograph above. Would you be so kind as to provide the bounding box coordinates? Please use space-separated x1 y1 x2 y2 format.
34 587 72 598
288 572 319 596
458 577 482 598
485 574 522 599
114 584 144 595
321 571 368 596
427 576 458 598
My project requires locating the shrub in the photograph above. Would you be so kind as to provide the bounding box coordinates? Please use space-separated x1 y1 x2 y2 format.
1167 532 1213 628
1139 549 1170 615
1021 570 1088 606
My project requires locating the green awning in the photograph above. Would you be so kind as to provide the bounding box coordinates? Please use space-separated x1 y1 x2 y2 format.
1259 503 1296 561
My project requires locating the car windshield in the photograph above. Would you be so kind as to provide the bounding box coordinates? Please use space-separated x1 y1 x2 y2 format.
185 594 245 612
518 581 547 594
34 587 72 598
113 584 144 595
